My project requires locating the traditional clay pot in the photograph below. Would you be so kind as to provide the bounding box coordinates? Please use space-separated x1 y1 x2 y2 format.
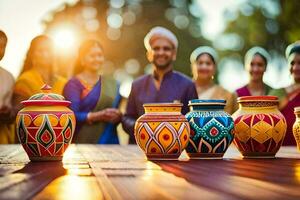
134 103 190 160
16 85 76 161
293 106 300 151
232 96 287 158
185 99 234 159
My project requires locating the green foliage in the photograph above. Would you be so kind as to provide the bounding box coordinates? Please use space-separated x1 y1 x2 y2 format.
222 0 300 58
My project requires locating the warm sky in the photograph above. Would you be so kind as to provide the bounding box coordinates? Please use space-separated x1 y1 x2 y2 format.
0 0 291 91
0 0 77 77
0 0 238 78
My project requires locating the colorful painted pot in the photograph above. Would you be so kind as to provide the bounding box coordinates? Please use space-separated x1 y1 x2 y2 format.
185 99 234 159
134 103 190 160
232 96 287 158
16 84 76 161
293 106 300 151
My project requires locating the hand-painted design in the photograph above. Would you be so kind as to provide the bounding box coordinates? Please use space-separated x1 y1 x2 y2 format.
136 122 189 156
17 115 28 144
55 143 63 154
293 107 300 152
185 99 234 158
135 103 190 160
16 85 75 161
36 115 55 148
16 111 75 161
27 143 39 156
233 96 287 158
294 126 300 151
186 113 234 155
62 116 74 143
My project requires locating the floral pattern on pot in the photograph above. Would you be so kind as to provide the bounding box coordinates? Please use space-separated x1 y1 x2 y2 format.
185 99 234 158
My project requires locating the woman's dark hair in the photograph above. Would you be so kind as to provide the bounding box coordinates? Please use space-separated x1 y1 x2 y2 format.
0 30 7 42
20 35 53 74
73 39 103 75
289 45 300 56
196 53 216 65
254 52 268 66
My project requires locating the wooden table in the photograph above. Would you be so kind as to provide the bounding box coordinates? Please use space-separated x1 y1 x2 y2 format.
0 144 299 200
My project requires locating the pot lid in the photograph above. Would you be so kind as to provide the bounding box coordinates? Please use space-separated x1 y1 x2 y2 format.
237 95 278 103
21 84 71 106
188 99 226 106
295 106 300 113
143 102 183 107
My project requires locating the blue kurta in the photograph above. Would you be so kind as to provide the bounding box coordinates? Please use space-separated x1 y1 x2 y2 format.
122 70 198 143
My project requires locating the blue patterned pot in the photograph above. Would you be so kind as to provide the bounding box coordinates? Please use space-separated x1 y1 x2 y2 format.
185 99 234 158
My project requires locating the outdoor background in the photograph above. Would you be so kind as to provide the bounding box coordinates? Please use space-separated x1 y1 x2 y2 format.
0 0 298 97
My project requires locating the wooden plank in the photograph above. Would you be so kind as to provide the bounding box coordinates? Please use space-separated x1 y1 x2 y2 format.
85 145 300 199
90 163 123 200
0 162 67 200
0 145 29 164
0 144 299 199
33 176 104 200
85 145 225 199
91 161 223 200
0 145 96 200
155 158 300 199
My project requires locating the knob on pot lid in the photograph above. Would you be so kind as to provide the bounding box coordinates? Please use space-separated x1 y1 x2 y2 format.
21 84 71 106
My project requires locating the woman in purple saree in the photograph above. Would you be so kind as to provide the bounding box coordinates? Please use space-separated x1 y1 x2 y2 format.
63 40 122 144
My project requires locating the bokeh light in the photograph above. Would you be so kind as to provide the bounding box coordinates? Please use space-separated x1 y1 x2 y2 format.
106 27 121 40
85 19 99 32
107 13 123 29
174 15 189 29
123 11 136 25
52 28 77 51
124 59 140 75
81 6 97 20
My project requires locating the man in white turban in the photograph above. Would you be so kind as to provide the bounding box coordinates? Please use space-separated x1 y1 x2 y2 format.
144 26 178 51
122 26 197 144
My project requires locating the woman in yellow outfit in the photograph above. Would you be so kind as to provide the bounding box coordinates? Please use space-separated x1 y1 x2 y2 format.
11 35 66 144
13 35 66 111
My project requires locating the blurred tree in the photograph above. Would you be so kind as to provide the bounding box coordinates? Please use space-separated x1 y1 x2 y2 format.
220 0 300 59
43 0 209 80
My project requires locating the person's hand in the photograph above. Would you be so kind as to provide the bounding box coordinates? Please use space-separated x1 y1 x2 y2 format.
0 105 10 114
87 110 105 123
103 108 122 124
0 105 12 122
87 108 122 124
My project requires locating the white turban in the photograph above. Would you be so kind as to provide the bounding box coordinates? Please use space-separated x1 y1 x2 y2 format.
244 46 270 68
190 46 218 64
144 26 178 51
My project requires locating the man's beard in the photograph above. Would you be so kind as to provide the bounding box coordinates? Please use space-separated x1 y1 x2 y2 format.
153 59 173 70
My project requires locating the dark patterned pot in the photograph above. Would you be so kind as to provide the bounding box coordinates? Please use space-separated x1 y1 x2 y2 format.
185 99 234 159
16 85 76 161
